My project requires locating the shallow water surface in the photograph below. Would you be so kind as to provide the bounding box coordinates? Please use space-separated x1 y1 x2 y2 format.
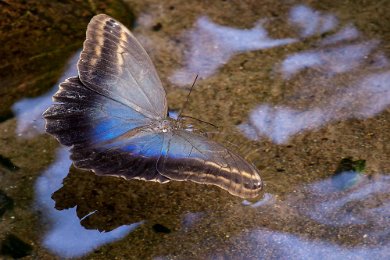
0 1 389 259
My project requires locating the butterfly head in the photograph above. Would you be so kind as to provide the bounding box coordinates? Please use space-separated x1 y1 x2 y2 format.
152 118 182 133
161 119 172 133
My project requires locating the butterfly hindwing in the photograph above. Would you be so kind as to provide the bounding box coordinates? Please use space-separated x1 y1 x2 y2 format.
44 77 150 144
44 77 169 182
71 131 168 182
157 130 262 198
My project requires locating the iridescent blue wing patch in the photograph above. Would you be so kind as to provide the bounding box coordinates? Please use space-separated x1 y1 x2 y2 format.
44 77 168 182
43 14 262 198
157 130 262 198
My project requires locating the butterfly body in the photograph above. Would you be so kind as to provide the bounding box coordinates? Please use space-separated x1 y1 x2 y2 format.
43 14 262 198
152 118 180 133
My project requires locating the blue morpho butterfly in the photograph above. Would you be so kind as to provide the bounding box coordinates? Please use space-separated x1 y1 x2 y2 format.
43 14 262 198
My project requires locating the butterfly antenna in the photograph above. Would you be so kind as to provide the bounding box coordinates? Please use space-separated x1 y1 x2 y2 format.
180 115 219 129
178 75 198 119
177 75 220 130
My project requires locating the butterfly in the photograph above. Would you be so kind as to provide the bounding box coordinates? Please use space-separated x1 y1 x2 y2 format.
43 14 262 198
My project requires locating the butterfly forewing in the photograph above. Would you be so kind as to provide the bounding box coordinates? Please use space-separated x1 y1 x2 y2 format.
78 14 168 120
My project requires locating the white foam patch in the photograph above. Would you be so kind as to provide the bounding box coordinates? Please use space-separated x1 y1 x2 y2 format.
281 41 379 78
242 193 275 208
300 174 390 227
181 212 205 229
222 173 390 258
321 24 360 45
240 71 390 144
289 5 338 37
280 52 323 78
246 105 327 144
159 173 390 259
240 5 389 144
289 5 321 37
318 13 338 34
226 227 390 259
169 16 296 86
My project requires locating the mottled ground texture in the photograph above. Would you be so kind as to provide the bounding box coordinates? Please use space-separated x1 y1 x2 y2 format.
0 0 389 259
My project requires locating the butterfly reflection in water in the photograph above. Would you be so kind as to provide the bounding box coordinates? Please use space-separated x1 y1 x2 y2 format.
43 14 262 198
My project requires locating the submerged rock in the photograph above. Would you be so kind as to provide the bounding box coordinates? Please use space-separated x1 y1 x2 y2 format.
0 154 19 172
0 190 14 217
331 157 366 190
0 234 33 258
